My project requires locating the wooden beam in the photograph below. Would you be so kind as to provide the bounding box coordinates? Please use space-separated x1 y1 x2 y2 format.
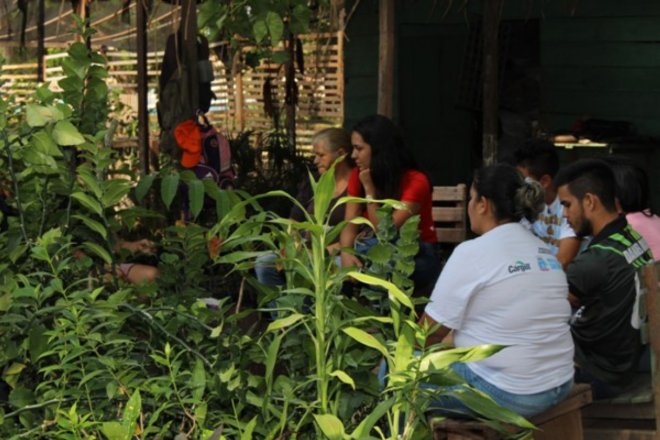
136 0 149 174
182 0 198 114
37 0 45 82
377 0 394 117
482 0 502 166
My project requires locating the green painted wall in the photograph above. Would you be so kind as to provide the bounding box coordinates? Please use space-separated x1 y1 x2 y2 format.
344 0 660 207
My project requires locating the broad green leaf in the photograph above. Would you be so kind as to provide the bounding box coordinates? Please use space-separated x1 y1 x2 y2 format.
190 359 206 402
313 414 346 440
161 173 180 209
266 11 284 43
350 397 395 439
3 363 26 388
122 389 141 437
0 293 12 312
25 104 50 127
330 370 355 390
83 242 113 265
101 421 126 440
31 130 63 157
52 120 85 146
102 179 131 208
240 416 258 440
343 327 389 359
266 313 305 333
72 214 107 239
253 19 268 43
420 345 505 372
29 325 48 363
77 167 103 198
71 192 103 216
135 174 156 202
8 388 34 409
188 179 205 219
349 271 414 310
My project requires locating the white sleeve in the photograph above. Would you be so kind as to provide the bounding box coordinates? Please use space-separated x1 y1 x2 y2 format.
519 217 532 231
424 241 484 330
558 217 576 240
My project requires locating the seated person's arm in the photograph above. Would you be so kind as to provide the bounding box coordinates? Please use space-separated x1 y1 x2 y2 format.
556 237 580 269
340 202 363 268
418 312 452 347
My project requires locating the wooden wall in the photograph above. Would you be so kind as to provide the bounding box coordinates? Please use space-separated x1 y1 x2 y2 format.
535 1 660 137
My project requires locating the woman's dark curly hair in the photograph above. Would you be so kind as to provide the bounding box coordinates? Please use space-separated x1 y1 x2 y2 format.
352 115 419 199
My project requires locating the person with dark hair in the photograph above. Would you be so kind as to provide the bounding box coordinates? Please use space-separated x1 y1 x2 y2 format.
339 114 440 289
603 156 659 261
420 164 574 418
555 159 653 398
514 139 580 267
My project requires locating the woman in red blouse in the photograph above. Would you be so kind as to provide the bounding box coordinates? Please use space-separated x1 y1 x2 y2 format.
339 114 440 289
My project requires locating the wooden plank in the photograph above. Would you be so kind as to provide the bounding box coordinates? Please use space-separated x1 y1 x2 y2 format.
583 402 655 420
432 207 463 222
541 17 660 43
377 0 394 117
543 67 660 93
482 0 502 165
542 42 660 68
436 228 464 244
533 384 592 425
542 90 660 119
433 185 467 202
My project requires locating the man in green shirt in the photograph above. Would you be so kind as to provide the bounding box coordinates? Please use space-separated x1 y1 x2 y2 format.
555 159 652 398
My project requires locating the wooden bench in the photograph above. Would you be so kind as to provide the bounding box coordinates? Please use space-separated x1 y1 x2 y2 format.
431 383 593 439
432 184 467 244
582 261 660 440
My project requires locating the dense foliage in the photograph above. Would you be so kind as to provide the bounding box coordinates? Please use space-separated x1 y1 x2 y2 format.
0 20 533 440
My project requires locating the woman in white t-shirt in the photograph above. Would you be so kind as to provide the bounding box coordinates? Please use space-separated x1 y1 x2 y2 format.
421 164 574 418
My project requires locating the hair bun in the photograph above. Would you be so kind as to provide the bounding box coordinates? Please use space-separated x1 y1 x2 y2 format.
515 179 544 222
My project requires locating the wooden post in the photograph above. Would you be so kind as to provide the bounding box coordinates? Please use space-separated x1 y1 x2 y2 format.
181 0 199 115
482 0 502 166
37 0 45 82
233 52 245 131
136 0 150 174
377 0 394 117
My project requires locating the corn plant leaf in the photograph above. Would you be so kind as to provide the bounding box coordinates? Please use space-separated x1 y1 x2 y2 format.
342 327 389 359
349 271 414 310
188 179 205 219
265 333 282 396
350 397 395 439
240 416 258 440
72 214 107 239
52 120 85 146
313 413 346 440
71 192 103 217
266 313 305 333
420 345 505 372
441 387 535 429
330 370 355 390
135 174 156 202
161 173 180 209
